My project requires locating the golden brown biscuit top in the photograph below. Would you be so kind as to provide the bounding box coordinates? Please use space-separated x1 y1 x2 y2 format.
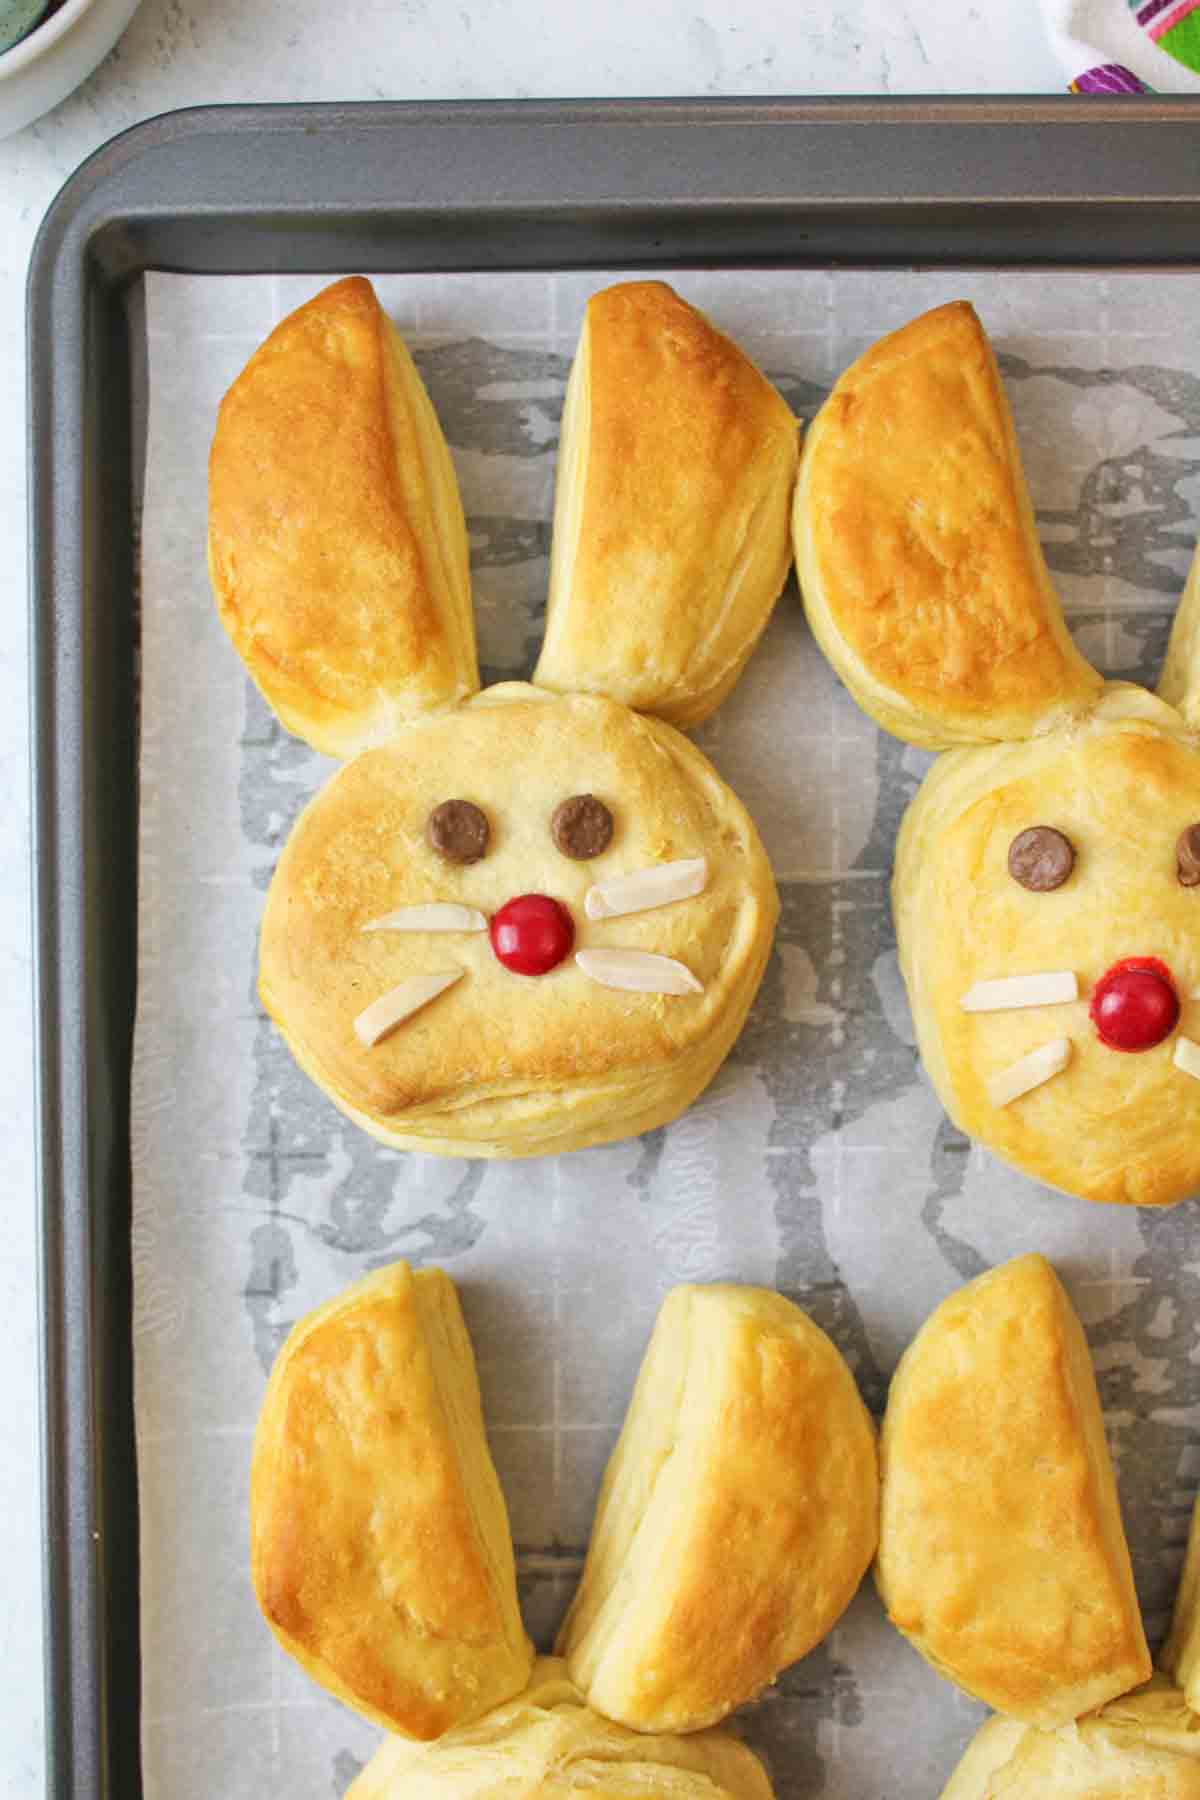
636 1288 876 1726
799 300 1101 742
259 687 776 1122
250 1263 524 1739
879 1254 1149 1725
535 280 798 724
914 709 1200 1208
208 275 476 754
557 1285 877 1733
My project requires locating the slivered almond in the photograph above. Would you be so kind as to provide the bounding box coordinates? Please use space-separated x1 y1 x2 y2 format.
584 857 707 921
363 904 487 933
961 972 1078 1013
985 1038 1072 1109
1174 1037 1200 1081
575 948 703 995
353 971 462 1046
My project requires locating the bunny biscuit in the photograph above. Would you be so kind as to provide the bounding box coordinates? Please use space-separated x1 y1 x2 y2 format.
212 277 790 1157
795 301 1200 1207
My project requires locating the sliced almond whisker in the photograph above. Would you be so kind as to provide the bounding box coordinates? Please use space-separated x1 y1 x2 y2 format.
584 856 707 921
575 948 703 996
961 972 1078 1013
353 971 463 1046
985 1038 1072 1109
363 904 487 933
1174 1037 1200 1081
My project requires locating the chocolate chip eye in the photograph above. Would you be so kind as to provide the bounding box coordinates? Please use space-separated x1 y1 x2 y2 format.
1008 826 1075 893
1178 824 1200 888
551 794 614 861
427 799 490 865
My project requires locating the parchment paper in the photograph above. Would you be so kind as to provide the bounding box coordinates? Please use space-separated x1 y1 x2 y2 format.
133 266 1200 1798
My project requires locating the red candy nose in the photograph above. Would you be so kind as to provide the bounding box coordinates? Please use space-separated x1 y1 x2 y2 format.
490 894 574 976
1090 957 1180 1052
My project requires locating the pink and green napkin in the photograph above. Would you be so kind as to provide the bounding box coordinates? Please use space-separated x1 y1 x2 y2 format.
1042 0 1200 90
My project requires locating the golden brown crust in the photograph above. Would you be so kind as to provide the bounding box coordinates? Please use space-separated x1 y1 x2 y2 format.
793 301 1102 748
557 1285 878 1733
941 1679 1200 1798
1162 1490 1200 1710
208 276 477 758
249 1262 531 1738
534 281 799 727
258 684 778 1157
348 1658 776 1798
894 687 1200 1208
877 1255 1150 1727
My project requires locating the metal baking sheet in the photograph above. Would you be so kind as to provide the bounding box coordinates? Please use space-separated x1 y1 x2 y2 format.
27 98 1200 1800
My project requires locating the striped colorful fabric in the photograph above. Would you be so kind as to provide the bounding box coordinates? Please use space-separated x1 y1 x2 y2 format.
1151 4 1200 69
1135 0 1200 31
1129 0 1200 66
1071 59 1152 87
1042 0 1200 88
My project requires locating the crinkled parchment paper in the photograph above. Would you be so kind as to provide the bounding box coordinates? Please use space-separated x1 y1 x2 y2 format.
133 266 1200 1797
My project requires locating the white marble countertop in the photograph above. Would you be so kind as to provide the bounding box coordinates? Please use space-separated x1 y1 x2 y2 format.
0 4 1063 1793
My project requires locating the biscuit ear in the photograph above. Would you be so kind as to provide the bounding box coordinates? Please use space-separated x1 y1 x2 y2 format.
532 282 799 728
793 302 1103 751
208 277 479 760
1157 542 1200 728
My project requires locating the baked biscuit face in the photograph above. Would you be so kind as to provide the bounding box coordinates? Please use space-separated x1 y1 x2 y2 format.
249 1261 531 1739
211 276 791 1157
894 687 1200 1209
556 1283 878 1733
348 1658 775 1799
259 684 778 1158
534 280 799 728
877 1255 1150 1727
208 276 477 757
941 1679 1200 1799
793 300 1102 749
